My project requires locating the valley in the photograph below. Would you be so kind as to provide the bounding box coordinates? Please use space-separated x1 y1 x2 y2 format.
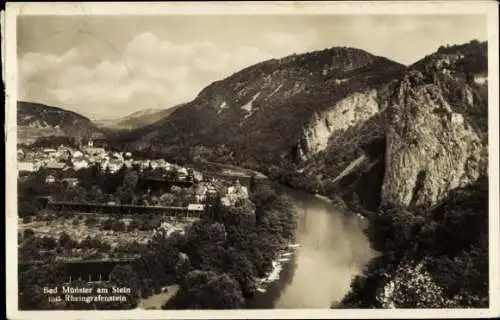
17 39 490 309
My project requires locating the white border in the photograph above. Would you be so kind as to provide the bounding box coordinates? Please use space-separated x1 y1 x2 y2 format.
4 1 500 319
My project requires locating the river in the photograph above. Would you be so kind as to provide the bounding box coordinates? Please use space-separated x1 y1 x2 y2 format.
247 187 378 309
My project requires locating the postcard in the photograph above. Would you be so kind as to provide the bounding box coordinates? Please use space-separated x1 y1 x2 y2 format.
4 1 499 319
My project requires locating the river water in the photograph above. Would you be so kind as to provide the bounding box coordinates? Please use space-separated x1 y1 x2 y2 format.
247 187 378 309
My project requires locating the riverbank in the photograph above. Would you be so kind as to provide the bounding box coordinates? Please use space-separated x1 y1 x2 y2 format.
254 243 301 294
138 285 180 310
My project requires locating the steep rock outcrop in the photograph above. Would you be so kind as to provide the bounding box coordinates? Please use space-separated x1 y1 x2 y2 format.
298 89 380 160
381 70 487 209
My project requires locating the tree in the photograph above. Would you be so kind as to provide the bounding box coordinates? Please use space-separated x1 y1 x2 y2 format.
19 264 66 310
88 185 105 203
164 271 245 309
226 248 258 296
58 231 77 249
110 264 140 296
23 228 35 239
19 201 37 218
101 218 114 231
159 193 176 206
111 219 126 232
84 216 99 227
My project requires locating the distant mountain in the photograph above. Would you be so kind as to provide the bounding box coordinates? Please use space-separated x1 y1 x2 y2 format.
95 106 181 131
17 101 104 145
117 46 405 165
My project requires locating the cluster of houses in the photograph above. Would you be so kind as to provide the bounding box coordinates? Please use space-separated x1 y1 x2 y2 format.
191 177 250 207
17 140 201 181
19 140 252 218
221 179 250 207
17 141 108 173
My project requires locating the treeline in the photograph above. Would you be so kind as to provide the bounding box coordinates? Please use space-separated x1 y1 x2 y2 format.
339 176 489 308
163 180 297 308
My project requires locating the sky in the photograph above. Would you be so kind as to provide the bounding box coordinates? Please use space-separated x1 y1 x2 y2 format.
17 14 487 119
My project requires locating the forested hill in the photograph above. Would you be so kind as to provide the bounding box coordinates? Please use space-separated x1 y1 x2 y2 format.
17 101 104 145
113 46 405 165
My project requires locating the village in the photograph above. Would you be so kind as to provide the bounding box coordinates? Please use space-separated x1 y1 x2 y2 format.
17 140 254 264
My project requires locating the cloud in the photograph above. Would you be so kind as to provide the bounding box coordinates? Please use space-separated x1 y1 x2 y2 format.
18 31 286 119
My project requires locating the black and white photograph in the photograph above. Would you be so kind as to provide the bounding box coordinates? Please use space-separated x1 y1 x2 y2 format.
4 1 499 319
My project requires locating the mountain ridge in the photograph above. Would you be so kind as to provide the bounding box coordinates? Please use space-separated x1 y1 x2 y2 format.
17 101 104 145
95 106 182 131
116 46 406 166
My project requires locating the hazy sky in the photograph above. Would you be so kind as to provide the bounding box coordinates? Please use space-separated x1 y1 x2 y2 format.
17 15 487 119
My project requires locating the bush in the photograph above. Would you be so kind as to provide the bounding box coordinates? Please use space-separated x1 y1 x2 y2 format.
23 228 35 239
22 216 32 224
111 220 126 232
19 201 37 218
58 232 78 249
84 216 99 227
101 218 114 231
127 219 140 231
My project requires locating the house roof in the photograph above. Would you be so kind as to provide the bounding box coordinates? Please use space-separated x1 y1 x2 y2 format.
45 161 66 169
187 204 205 211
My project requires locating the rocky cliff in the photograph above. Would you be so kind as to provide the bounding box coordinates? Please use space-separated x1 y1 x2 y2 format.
381 73 487 209
287 40 488 212
337 41 489 309
297 89 380 161
381 41 488 209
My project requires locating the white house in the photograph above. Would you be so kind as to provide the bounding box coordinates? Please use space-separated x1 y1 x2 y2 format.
227 180 249 198
62 178 79 187
72 158 89 171
45 160 66 170
195 184 208 203
43 148 57 154
18 161 40 172
72 150 84 158
45 175 56 184
177 167 189 180
108 160 123 173
222 180 249 207
187 203 205 212
451 112 464 126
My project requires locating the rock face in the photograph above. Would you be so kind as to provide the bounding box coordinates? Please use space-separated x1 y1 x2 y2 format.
381 69 487 209
291 40 488 211
298 89 380 160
